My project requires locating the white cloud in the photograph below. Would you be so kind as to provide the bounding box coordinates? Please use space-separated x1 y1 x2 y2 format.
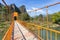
27 10 31 12
32 7 38 10
27 7 45 13
26 7 49 17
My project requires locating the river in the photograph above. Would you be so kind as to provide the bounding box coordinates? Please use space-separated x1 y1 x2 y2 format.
39 27 60 40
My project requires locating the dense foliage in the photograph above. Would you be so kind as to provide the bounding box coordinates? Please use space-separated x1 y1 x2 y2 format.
51 12 60 24
0 3 30 21
0 3 60 24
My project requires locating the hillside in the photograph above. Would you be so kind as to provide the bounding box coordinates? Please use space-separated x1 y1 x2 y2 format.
0 3 30 21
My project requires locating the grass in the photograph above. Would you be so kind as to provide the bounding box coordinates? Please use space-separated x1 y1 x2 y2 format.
0 21 10 40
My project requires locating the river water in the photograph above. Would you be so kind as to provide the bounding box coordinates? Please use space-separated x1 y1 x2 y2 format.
39 27 60 40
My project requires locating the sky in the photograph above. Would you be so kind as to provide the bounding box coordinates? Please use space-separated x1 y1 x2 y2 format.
0 0 60 17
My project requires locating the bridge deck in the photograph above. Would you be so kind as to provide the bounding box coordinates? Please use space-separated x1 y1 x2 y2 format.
12 21 39 40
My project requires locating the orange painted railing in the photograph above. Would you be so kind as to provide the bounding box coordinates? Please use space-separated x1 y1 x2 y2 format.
18 20 60 40
17 20 42 40
2 22 14 40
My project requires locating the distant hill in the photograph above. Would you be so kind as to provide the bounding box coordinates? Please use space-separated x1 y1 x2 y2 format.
0 3 4 6
0 3 4 11
10 4 21 13
19 5 27 13
0 3 30 21
19 5 30 21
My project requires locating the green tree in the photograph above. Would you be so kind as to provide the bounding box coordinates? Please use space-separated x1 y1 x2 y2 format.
51 12 60 24
39 14 43 21
20 13 30 21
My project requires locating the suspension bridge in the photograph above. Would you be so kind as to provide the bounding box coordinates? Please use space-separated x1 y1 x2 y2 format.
1 0 60 40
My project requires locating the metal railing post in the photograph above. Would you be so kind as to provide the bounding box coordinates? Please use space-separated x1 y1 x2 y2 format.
46 6 49 40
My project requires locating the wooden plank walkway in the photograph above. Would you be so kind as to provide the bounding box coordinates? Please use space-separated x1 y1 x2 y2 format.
12 21 39 40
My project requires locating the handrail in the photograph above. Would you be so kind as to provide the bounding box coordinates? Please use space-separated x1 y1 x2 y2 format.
28 2 60 12
17 20 43 40
2 21 14 40
24 21 60 34
19 20 60 40
18 21 60 33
